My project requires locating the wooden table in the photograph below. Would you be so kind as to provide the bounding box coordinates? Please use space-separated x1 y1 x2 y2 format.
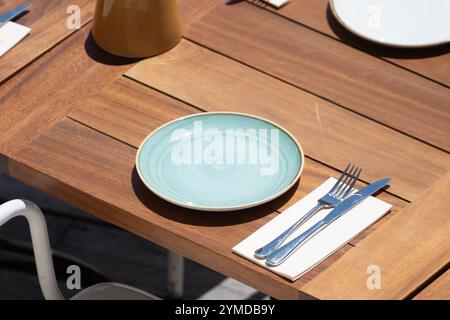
1 0 449 300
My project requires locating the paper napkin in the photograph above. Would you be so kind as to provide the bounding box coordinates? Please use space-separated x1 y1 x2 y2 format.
233 177 392 281
0 22 31 58
263 0 290 9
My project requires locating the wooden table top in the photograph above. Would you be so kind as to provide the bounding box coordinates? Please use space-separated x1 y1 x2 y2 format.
0 0 449 299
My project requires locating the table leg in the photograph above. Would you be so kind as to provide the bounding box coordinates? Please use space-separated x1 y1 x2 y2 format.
167 250 184 299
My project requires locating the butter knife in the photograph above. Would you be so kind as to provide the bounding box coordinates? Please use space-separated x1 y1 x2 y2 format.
0 2 32 29
265 178 391 267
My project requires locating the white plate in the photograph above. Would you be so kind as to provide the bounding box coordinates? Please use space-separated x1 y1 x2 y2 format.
330 0 450 48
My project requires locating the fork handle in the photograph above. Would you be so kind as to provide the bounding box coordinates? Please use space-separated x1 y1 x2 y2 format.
254 203 324 259
265 219 327 267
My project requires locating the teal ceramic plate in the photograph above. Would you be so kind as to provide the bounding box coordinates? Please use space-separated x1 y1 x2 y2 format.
136 112 304 211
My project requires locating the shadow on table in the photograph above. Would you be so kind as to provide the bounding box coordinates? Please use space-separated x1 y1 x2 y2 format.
131 168 299 227
326 3 450 60
84 32 142 66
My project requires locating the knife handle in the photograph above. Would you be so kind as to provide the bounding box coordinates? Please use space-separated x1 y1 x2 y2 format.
265 219 327 267
254 203 324 259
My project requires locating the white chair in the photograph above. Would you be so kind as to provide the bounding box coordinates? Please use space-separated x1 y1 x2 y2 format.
0 199 164 300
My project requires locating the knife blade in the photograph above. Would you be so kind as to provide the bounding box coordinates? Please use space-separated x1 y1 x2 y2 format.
265 178 391 267
0 2 32 28
323 178 391 224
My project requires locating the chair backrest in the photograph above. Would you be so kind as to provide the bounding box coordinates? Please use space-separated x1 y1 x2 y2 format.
0 199 64 300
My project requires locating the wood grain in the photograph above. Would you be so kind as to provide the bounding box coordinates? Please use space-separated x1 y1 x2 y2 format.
68 77 408 246
0 22 139 159
125 40 450 202
179 0 219 28
9 117 353 299
0 0 219 159
0 0 95 83
413 270 450 300
260 0 450 87
302 172 450 299
184 2 450 151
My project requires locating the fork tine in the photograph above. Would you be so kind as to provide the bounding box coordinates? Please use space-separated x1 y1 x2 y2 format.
340 167 361 198
329 164 350 193
334 165 355 196
336 166 356 197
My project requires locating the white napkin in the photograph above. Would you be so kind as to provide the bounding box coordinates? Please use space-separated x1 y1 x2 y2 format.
262 0 290 9
233 177 392 281
0 22 31 58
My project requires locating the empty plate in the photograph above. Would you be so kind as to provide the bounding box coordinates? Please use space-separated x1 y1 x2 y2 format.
136 112 304 211
331 0 450 48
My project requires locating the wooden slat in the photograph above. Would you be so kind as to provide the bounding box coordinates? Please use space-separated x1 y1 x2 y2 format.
9 117 353 299
184 2 450 151
0 0 95 83
0 23 139 166
302 172 450 299
0 0 219 162
68 77 408 246
68 77 200 147
124 40 450 202
413 270 450 300
179 0 218 28
262 0 450 87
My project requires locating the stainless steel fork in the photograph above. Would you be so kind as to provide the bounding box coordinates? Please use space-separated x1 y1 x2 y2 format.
254 164 361 259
